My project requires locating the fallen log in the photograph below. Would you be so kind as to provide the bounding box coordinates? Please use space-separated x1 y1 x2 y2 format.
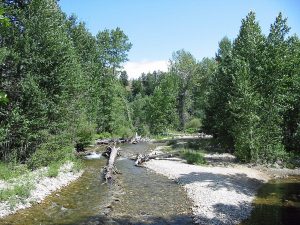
96 139 111 145
103 146 120 181
134 152 179 166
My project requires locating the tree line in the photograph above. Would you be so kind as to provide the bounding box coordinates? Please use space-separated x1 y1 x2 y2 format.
0 0 299 165
128 12 300 163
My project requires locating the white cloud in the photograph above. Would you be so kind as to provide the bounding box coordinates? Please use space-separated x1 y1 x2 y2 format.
124 60 169 79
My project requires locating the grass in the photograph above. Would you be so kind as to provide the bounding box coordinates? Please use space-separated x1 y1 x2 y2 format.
0 144 83 208
0 162 28 181
71 158 84 172
47 162 61 178
46 157 84 177
180 149 207 165
0 184 32 201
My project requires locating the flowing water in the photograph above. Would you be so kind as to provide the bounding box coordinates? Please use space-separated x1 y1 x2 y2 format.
0 143 193 225
111 143 193 224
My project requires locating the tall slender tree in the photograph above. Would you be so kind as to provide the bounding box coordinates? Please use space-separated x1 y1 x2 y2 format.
203 37 234 149
170 50 197 130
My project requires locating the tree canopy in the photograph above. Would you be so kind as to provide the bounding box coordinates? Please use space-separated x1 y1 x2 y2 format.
0 1 299 165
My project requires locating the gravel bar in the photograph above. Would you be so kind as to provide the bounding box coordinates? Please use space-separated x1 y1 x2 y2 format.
145 159 270 225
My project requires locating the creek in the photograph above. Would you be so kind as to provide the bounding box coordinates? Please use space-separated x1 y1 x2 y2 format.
0 142 192 225
1 142 300 225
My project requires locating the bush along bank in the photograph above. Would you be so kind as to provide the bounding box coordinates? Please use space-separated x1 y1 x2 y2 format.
0 161 83 218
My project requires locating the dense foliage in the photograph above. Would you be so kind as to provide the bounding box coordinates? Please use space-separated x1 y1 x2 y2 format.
0 0 132 164
0 0 299 165
203 12 300 162
130 12 300 163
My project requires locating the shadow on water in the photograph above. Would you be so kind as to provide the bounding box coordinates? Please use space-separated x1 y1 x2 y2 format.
240 176 300 225
63 214 193 225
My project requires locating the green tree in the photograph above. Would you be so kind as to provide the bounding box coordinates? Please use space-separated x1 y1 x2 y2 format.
96 27 132 76
230 11 266 162
120 70 129 86
131 78 144 98
0 6 10 105
191 57 216 120
203 37 234 149
170 50 198 130
66 15 99 125
264 13 300 154
95 28 132 134
0 0 84 161
131 93 150 135
148 73 178 134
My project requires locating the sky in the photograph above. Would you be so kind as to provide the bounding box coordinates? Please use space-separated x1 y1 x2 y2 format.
59 0 300 78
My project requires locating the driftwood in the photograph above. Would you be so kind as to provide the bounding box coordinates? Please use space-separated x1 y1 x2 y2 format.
103 146 120 181
96 133 147 146
96 138 131 145
96 139 111 145
134 152 179 166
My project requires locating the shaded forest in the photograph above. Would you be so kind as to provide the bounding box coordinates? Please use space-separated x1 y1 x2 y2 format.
1 0 300 167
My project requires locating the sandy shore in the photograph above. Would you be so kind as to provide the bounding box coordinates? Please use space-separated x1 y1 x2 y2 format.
0 162 83 218
145 152 300 225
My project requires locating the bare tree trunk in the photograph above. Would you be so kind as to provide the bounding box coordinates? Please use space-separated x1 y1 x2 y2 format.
103 146 120 181
178 91 186 131
134 153 179 166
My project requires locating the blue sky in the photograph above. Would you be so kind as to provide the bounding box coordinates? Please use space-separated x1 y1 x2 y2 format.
59 0 300 78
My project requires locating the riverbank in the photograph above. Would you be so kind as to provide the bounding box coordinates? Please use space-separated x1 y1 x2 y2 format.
144 147 300 225
0 162 83 218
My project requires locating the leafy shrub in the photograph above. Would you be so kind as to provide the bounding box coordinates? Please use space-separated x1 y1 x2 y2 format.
0 163 28 180
14 184 32 198
185 118 202 133
181 150 206 165
75 121 95 149
0 184 32 201
71 158 84 172
27 141 75 170
137 125 150 137
47 162 61 177
94 132 111 140
116 126 133 139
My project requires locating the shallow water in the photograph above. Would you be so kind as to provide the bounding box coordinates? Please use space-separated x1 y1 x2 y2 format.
0 143 193 225
0 158 113 225
112 143 193 224
241 176 300 225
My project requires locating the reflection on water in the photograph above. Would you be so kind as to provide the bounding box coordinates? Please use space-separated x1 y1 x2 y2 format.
241 176 300 225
